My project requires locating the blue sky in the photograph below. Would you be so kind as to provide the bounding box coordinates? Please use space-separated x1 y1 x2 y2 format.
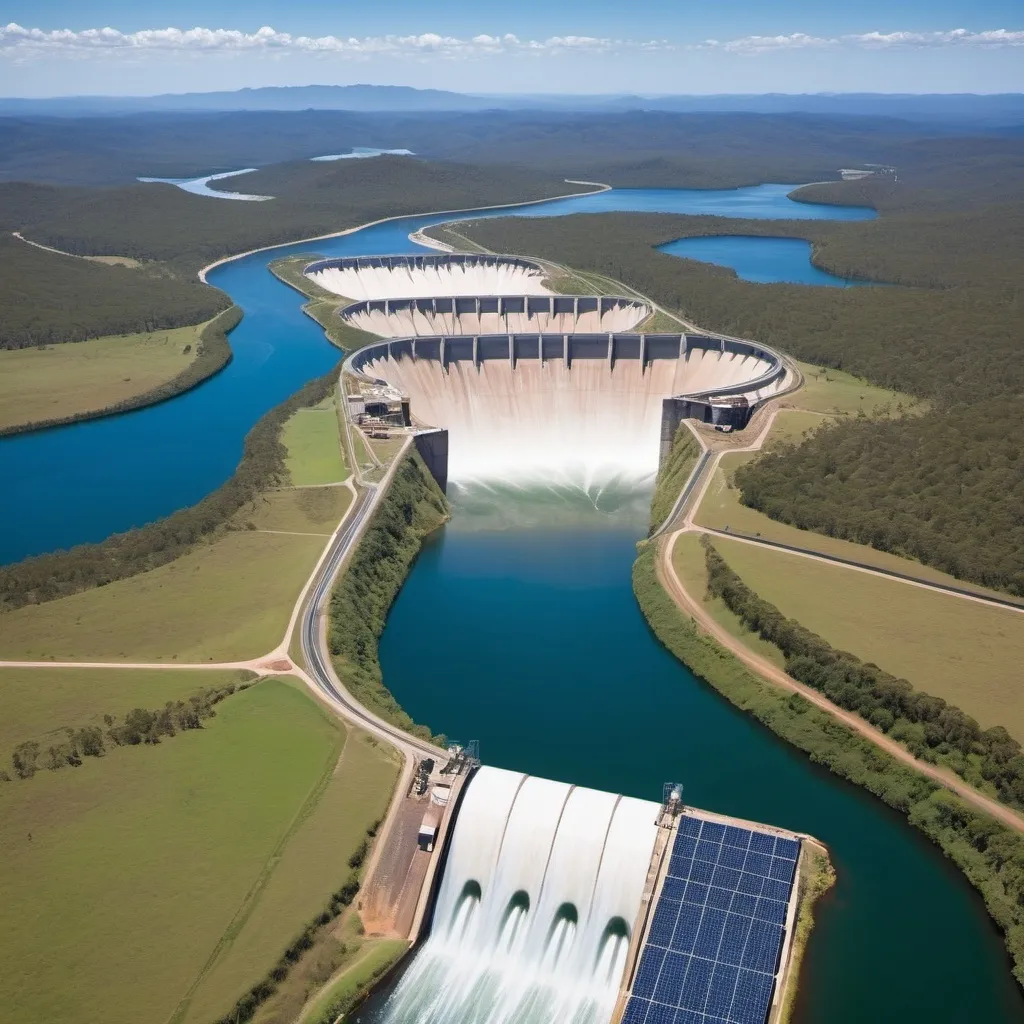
2 0 1022 96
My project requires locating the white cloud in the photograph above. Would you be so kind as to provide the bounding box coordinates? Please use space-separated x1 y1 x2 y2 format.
0 23 668 60
700 27 1024 54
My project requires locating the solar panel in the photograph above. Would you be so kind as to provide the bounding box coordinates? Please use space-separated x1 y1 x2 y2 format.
622 814 800 1024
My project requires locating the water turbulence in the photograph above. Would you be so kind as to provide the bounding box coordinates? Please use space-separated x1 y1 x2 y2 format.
378 767 660 1024
329 255 787 497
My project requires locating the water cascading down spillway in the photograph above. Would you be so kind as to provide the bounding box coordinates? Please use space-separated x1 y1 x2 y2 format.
378 767 661 1024
321 254 787 494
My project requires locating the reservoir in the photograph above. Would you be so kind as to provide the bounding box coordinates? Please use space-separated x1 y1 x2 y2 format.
2 180 1020 1020
659 235 870 287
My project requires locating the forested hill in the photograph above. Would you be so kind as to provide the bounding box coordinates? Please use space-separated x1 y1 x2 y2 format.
2 107 1021 188
0 158 585 349
450 164 1024 596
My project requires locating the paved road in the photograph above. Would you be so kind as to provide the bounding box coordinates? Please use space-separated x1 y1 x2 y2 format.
296 450 443 762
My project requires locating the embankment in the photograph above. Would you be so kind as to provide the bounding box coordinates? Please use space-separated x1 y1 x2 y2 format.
327 450 449 745
632 542 1024 986
649 423 702 534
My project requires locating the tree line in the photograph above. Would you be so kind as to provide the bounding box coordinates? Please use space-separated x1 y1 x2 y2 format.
702 537 1024 809
4 681 246 782
650 424 702 535
735 403 1024 596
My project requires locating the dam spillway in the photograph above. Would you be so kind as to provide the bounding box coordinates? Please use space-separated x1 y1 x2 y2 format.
341 294 651 338
377 767 662 1024
325 253 788 487
306 253 552 300
347 333 784 484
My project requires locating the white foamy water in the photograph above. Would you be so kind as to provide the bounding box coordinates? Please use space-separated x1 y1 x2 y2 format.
362 349 776 487
377 767 659 1024
307 259 551 301
343 299 647 338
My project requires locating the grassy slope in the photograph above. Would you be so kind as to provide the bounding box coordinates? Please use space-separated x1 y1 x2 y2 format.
282 400 348 486
0 324 205 430
182 729 399 1023
0 666 249 753
0 680 344 1024
713 535 1024 741
233 486 352 535
671 533 785 671
0 531 322 662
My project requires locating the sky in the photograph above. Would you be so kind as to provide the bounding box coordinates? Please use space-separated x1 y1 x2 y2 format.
1 0 1022 97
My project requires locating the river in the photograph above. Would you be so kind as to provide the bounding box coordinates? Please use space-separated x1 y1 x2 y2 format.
4 182 1020 1022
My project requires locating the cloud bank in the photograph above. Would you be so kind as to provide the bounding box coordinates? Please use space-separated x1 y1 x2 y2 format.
0 24 665 59
700 28 1024 54
1 23 1020 61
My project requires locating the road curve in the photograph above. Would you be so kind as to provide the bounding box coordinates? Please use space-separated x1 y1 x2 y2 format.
296 446 443 762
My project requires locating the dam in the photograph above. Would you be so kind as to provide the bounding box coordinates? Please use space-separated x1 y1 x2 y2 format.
324 254 789 486
364 765 806 1024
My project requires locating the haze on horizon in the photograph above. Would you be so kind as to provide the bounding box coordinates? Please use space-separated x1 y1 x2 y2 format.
2 0 1023 97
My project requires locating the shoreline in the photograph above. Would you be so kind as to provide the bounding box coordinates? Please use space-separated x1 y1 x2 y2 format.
197 178 610 282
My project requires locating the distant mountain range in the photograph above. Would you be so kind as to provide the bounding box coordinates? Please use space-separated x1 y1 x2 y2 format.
1 85 1022 126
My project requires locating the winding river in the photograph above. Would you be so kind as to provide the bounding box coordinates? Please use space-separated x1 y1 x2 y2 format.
3 182 1021 1022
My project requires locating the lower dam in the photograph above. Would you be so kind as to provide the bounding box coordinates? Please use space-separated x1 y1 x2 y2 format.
362 764 807 1024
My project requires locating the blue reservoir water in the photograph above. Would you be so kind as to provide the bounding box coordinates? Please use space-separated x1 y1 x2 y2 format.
0 184 872 565
660 235 868 287
375 491 1024 1024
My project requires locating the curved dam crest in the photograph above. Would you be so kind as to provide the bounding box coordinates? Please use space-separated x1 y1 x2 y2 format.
327 254 786 488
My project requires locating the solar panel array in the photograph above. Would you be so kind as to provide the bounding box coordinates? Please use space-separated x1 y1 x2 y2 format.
622 815 800 1024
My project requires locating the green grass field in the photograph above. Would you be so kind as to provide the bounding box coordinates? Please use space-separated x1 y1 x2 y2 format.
0 531 324 662
0 324 205 430
282 400 349 486
233 486 352 535
713 536 1024 740
182 727 399 1023
0 666 249 754
0 679 397 1024
793 361 925 417
671 533 785 670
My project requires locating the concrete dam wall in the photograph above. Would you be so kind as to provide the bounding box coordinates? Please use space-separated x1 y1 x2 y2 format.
341 294 651 338
306 253 551 301
377 766 660 1024
347 333 785 485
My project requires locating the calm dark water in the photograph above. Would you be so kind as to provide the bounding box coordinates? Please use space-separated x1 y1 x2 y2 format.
0 184 870 565
378 491 1024 1024
659 235 869 287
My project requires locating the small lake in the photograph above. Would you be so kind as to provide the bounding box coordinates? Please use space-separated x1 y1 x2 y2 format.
660 235 871 287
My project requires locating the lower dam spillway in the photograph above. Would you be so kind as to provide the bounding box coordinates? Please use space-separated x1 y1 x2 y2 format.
368 768 803 1024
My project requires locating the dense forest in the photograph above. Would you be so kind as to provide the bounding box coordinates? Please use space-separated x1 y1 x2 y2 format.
0 232 227 349
454 157 1024 595
0 158 586 349
2 108 1012 188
